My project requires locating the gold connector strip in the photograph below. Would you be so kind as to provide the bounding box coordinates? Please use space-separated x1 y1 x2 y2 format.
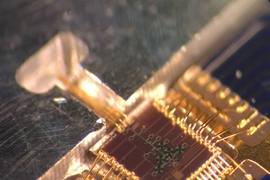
173 65 270 146
89 150 139 180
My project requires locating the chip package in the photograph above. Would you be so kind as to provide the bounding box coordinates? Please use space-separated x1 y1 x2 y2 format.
102 103 212 179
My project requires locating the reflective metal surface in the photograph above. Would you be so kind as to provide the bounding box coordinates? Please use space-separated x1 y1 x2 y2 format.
0 0 232 179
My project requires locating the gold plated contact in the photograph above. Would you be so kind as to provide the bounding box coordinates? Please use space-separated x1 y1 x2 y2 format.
88 150 139 180
188 153 233 180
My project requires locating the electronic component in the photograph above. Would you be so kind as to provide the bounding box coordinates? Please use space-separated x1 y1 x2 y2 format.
14 0 270 179
90 102 222 179
80 65 269 179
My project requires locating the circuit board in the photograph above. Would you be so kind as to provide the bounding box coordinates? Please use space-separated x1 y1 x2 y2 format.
94 103 214 179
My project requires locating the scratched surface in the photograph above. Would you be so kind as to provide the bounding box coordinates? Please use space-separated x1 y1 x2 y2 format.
0 0 231 179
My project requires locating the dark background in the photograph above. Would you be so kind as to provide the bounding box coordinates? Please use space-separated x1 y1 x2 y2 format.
0 1 231 179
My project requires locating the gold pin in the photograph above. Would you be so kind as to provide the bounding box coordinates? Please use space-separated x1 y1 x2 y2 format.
15 32 126 132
